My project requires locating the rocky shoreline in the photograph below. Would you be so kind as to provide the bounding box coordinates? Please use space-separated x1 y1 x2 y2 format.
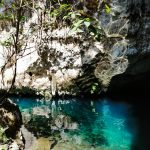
0 98 25 150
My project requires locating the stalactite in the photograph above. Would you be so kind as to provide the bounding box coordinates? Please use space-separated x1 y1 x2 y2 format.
51 73 56 96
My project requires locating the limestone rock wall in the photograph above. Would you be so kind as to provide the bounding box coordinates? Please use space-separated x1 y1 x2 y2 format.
0 9 104 96
95 0 150 92
0 0 150 96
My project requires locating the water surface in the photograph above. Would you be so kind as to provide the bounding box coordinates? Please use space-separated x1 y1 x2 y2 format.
11 97 137 150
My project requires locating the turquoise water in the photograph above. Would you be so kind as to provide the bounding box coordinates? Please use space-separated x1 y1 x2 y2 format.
11 97 136 150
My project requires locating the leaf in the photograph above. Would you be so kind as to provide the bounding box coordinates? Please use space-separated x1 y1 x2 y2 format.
73 19 84 27
94 83 98 86
71 27 83 33
75 13 81 16
12 4 16 9
71 13 76 19
90 32 94 36
76 28 83 33
63 15 68 20
84 21 90 27
85 18 90 21
105 4 110 13
0 2 3 7
71 26 77 32
68 12 72 16
20 16 26 21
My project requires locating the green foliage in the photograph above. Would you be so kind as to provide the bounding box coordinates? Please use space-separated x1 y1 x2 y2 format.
0 0 4 7
105 4 111 13
20 16 27 22
62 10 103 40
91 82 99 94
71 19 84 32
0 13 13 20
0 127 8 144
50 4 71 18
0 0 34 23
46 0 110 41
84 20 91 28
1 40 11 47
0 38 12 48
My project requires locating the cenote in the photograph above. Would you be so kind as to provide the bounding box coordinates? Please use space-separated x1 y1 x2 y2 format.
10 96 143 150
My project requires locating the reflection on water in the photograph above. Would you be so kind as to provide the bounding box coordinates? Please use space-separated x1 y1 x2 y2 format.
11 97 136 150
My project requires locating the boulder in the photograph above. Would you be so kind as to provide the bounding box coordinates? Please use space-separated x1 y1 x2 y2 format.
0 98 25 149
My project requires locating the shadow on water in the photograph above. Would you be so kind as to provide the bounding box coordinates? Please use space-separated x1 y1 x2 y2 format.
107 70 150 150
108 94 150 150
129 98 150 150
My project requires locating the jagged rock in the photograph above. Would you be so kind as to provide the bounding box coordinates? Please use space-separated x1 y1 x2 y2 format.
0 99 22 137
94 0 150 92
0 98 25 149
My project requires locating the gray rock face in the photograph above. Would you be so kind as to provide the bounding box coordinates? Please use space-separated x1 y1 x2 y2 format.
126 0 150 72
95 0 150 92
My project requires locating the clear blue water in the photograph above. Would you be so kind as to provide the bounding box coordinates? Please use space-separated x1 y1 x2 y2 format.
11 97 136 150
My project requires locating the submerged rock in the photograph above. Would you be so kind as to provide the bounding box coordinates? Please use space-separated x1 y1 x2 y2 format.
54 115 78 130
